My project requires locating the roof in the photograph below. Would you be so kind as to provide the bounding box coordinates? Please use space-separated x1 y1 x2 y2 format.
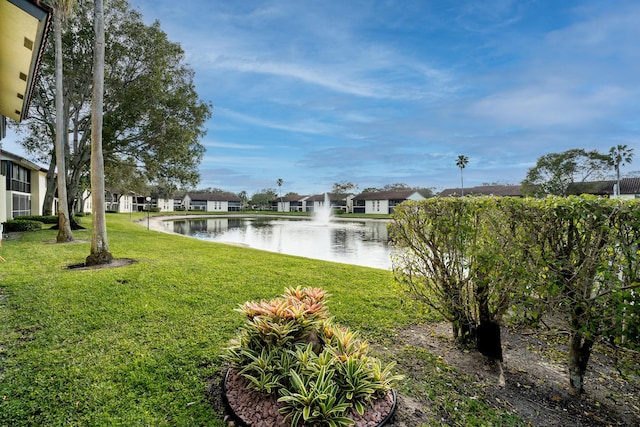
619 177 640 194
0 0 52 122
280 194 308 202
305 193 351 202
353 189 422 201
0 148 47 172
186 192 241 202
567 178 640 196
439 185 523 197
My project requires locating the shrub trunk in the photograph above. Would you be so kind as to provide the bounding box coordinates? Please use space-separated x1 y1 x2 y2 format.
568 330 594 394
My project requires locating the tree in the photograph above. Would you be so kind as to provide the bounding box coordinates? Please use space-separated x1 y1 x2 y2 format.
250 189 278 210
456 155 469 196
50 0 76 243
85 0 112 266
332 181 358 195
17 0 211 214
390 198 516 347
521 149 610 197
383 183 410 191
237 190 248 210
608 145 634 196
361 187 380 193
518 196 640 393
277 178 284 211
103 157 149 199
415 187 434 198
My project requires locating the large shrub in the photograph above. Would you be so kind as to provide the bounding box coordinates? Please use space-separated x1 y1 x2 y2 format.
224 287 402 426
520 196 640 393
390 196 640 394
389 197 527 348
2 220 44 232
14 215 59 224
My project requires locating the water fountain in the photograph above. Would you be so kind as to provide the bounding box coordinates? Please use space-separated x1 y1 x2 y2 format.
313 193 333 225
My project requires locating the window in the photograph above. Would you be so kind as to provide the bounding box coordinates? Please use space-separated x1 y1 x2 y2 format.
9 163 31 193
12 193 31 217
7 162 31 193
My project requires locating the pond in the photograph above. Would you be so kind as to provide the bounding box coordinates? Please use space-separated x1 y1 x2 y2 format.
168 216 393 270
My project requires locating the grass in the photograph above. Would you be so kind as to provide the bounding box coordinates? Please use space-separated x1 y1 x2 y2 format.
0 213 520 426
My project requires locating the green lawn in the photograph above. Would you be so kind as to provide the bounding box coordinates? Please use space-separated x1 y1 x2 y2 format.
0 213 526 426
0 213 420 426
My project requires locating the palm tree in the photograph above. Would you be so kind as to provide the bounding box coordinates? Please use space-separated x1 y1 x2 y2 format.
85 0 112 265
608 145 634 196
456 155 469 196
51 0 75 243
277 178 284 212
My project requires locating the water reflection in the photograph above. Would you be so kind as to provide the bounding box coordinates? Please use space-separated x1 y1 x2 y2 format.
170 217 392 270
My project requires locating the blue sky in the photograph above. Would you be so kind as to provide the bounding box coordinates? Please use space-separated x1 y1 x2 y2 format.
3 0 639 195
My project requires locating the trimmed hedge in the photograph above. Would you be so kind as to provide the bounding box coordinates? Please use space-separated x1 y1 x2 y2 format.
391 195 640 394
2 219 44 232
16 215 59 224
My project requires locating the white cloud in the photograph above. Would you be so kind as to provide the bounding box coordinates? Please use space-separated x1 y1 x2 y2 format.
203 140 263 150
216 107 341 136
468 84 628 127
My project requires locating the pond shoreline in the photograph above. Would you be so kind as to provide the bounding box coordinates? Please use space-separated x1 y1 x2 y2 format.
139 214 393 270
140 213 390 234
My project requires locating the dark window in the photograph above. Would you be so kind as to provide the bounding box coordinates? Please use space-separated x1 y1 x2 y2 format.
12 193 31 217
8 162 31 193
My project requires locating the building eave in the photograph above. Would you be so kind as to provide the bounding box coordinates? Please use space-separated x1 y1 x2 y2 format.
0 0 52 122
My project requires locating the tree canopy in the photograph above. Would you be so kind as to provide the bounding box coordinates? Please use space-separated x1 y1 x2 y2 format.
521 148 610 197
332 181 358 195
15 0 212 210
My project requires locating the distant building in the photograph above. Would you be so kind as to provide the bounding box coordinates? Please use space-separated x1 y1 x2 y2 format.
184 192 241 212
304 193 354 213
352 190 424 214
273 194 309 212
0 149 49 222
567 178 640 199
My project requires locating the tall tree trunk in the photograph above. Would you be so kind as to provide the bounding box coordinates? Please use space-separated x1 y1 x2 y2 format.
42 156 57 216
53 10 74 242
86 0 112 266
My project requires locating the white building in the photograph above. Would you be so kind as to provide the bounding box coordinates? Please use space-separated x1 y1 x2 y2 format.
0 149 49 223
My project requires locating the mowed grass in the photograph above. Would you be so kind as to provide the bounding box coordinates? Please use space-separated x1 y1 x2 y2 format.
0 213 420 426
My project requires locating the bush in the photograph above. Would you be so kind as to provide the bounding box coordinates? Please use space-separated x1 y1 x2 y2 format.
223 287 402 426
2 219 44 232
15 215 58 224
391 196 640 394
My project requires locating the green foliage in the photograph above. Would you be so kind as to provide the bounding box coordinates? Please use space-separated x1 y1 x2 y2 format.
391 195 640 393
2 219 44 232
250 188 278 210
224 287 403 426
19 0 212 205
521 148 610 196
10 215 58 224
519 196 640 392
390 197 524 346
332 181 358 196
0 213 422 426
279 367 354 427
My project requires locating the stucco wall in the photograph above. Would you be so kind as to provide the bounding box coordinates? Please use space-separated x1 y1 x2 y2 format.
0 174 6 223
